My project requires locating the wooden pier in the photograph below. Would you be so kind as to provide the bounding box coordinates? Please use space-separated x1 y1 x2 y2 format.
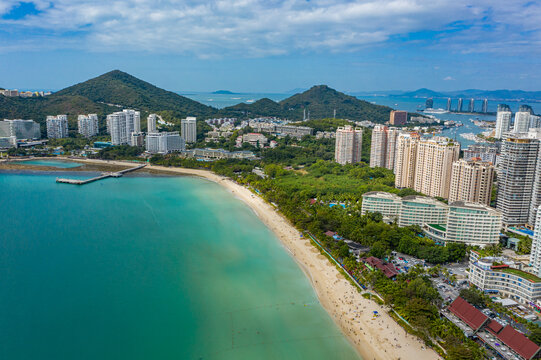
56 164 146 185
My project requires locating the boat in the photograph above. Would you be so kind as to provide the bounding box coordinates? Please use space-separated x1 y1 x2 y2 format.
246 99 255 103
423 108 449 114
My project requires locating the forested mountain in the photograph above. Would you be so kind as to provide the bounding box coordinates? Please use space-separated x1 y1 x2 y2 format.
223 85 393 122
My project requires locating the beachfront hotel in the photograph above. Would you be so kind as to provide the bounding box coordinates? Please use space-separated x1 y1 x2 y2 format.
469 251 541 306
145 131 185 154
334 125 363 165
106 109 141 146
0 119 41 140
362 192 502 246
424 201 502 246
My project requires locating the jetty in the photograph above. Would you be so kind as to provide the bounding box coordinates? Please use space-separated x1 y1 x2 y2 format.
56 164 146 185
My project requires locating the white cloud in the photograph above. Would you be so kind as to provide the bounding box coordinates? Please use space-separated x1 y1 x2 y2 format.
0 0 539 57
443 76 454 80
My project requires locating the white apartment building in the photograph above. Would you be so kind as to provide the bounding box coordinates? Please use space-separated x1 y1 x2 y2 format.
514 111 533 133
449 159 494 206
334 126 363 165
239 133 268 148
46 115 69 139
147 114 157 133
0 119 41 140
413 137 460 198
495 105 512 139
106 109 140 145
394 133 420 189
181 116 197 143
369 126 402 170
399 195 449 227
77 114 99 137
470 251 541 305
145 132 185 154
361 191 402 222
530 206 541 276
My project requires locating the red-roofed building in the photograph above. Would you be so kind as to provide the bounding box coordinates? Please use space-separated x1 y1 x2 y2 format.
362 256 398 278
448 297 489 332
486 319 503 335
496 325 541 360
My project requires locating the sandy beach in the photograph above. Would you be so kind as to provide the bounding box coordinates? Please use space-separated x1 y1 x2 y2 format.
5 158 441 360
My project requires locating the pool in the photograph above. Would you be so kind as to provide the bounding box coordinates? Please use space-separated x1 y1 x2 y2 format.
14 159 82 169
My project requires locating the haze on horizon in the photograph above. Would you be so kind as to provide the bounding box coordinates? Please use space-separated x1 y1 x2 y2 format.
0 0 539 93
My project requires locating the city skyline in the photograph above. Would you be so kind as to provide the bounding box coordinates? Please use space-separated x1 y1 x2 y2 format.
1 1 540 92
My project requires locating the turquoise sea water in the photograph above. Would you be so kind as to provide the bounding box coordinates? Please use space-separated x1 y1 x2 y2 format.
0 170 359 360
14 159 82 168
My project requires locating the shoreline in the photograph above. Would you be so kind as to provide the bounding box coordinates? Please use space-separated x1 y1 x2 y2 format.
3 157 440 360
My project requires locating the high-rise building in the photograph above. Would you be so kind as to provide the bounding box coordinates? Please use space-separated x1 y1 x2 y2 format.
389 110 407 126
446 98 452 111
425 98 434 109
531 115 541 129
145 132 185 154
531 207 541 276
0 119 40 140
334 125 363 165
457 98 463 112
370 125 388 168
468 99 475 113
106 109 140 145
495 104 512 139
77 114 99 137
385 127 401 171
497 133 539 225
147 114 157 133
463 144 498 164
519 104 534 114
482 99 488 113
181 116 197 143
449 159 494 206
46 115 69 139
394 133 420 189
514 111 532 133
413 137 460 198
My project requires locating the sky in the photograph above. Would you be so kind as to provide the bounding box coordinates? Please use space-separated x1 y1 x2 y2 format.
0 0 540 93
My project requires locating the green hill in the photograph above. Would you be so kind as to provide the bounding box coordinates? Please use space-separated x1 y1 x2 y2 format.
54 70 215 117
223 85 392 122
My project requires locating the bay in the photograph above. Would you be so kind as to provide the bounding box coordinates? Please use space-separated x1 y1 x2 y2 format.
0 171 359 360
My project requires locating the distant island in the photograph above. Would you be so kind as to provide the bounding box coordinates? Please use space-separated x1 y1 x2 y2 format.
212 90 237 94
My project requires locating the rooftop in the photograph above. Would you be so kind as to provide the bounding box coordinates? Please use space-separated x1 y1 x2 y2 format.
495 268 541 283
362 191 402 201
448 297 489 331
427 224 446 232
402 195 447 207
496 325 541 360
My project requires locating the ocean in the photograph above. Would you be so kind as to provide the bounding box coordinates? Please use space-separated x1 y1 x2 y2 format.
183 92 541 148
0 169 359 360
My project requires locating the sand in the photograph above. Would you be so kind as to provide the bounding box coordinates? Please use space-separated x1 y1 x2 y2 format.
6 158 441 360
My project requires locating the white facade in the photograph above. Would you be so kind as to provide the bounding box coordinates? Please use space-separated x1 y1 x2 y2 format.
181 116 197 143
495 107 512 139
0 119 41 140
531 207 541 276
145 132 185 154
370 125 387 168
470 251 541 305
394 133 420 188
449 159 494 206
106 110 140 145
77 114 99 137
361 191 402 222
147 114 157 133
445 202 502 245
46 115 69 139
334 125 363 165
399 195 449 227
514 111 532 133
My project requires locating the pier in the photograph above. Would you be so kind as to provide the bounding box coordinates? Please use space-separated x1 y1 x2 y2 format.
56 164 146 185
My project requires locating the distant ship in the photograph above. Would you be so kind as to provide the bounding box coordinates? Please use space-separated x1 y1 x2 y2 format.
423 108 449 114
246 99 255 103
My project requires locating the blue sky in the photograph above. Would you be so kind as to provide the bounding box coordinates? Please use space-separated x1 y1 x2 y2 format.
0 0 540 92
